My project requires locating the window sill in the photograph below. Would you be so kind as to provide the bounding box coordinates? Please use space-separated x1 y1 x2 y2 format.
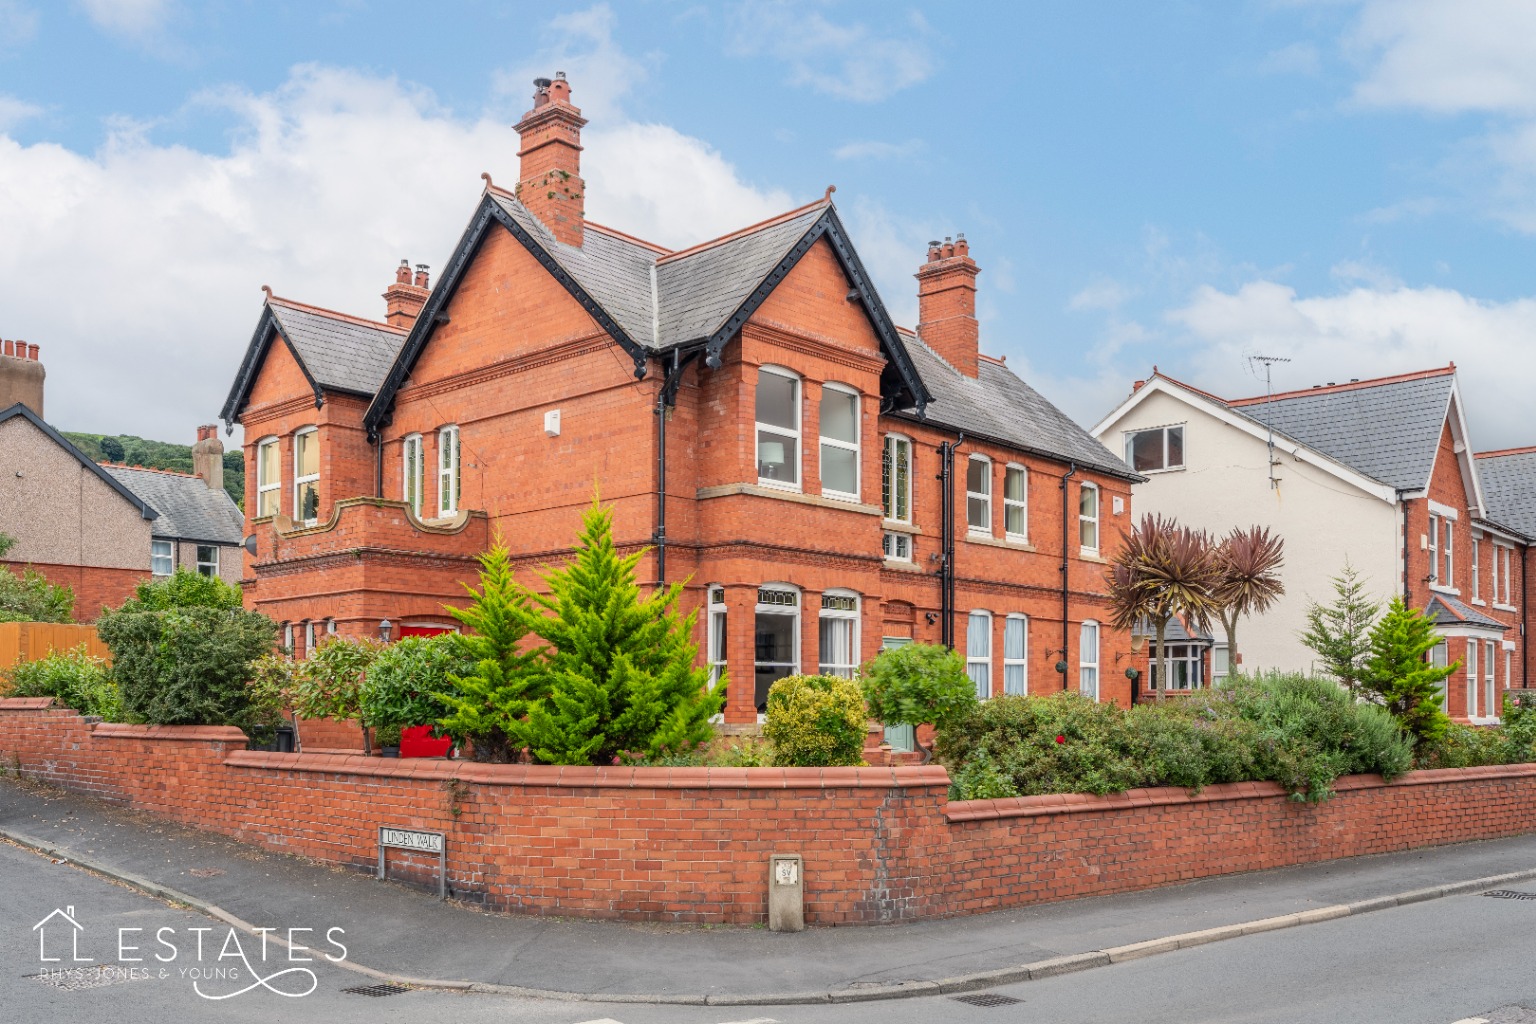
1428 584 1461 597
1080 550 1107 564
966 534 1037 553
882 520 922 535
1469 716 1502 727
1494 603 1519 614
1136 466 1186 475
754 479 802 495
882 558 925 573
821 490 862 505
1471 598 1487 606
696 483 881 516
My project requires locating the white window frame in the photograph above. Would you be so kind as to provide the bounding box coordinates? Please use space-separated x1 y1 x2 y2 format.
1496 543 1515 607
1472 533 1482 602
1428 514 1439 582
818 590 861 678
195 544 219 578
1124 424 1185 474
966 610 992 699
1003 464 1028 542
293 426 320 524
282 622 294 653
1003 614 1028 695
255 436 281 518
882 433 912 524
1149 643 1206 691
150 539 173 576
754 584 800 714
438 425 460 517
402 433 424 517
818 383 860 502
304 620 316 659
707 586 728 691
1430 640 1449 710
882 531 913 563
1444 519 1454 589
966 455 992 535
1213 644 1231 686
1485 639 1497 724
755 366 801 491
1467 639 1479 719
1080 619 1100 701
1079 483 1100 554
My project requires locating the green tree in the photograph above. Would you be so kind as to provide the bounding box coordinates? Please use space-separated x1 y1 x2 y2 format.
1359 597 1455 748
99 436 125 462
861 643 976 762
435 541 546 763
289 636 385 754
1212 526 1286 670
1105 514 1220 700
1298 562 1380 694
361 634 471 743
515 499 724 765
120 567 242 612
0 566 74 623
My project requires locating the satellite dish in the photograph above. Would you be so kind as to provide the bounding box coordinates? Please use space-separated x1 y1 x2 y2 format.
243 534 257 556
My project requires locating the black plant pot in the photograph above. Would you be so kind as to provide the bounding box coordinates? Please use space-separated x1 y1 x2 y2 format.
382 746 401 759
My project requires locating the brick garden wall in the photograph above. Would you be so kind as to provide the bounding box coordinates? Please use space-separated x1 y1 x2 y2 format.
6 699 1536 925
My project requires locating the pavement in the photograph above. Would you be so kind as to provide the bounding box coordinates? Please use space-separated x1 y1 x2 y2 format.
5 774 1536 1007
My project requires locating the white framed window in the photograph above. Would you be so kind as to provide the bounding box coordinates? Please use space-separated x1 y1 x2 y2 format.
1430 640 1448 709
195 545 218 578
293 426 320 523
304 620 316 659
966 456 991 534
1079 483 1100 553
1472 534 1482 601
1497 544 1515 605
882 532 913 562
1124 424 1184 473
707 587 728 691
966 610 992 699
882 434 912 523
1213 645 1231 686
326 618 337 635
402 433 423 516
755 366 800 489
151 539 173 576
255 436 280 518
1004 465 1027 541
754 584 799 712
1003 614 1028 695
818 590 860 678
1080 619 1100 701
818 384 859 501
1467 639 1479 718
1149 644 1205 691
1428 515 1440 582
1444 520 1454 588
1506 646 1514 701
1485 639 1497 722
437 425 460 517
282 622 294 653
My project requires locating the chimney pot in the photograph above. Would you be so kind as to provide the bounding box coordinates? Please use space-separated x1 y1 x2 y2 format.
396 259 411 285
1132 379 1145 392
25 344 36 361
413 264 430 289
2 340 11 357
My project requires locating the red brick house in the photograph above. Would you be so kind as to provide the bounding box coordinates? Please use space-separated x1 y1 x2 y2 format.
220 73 1141 724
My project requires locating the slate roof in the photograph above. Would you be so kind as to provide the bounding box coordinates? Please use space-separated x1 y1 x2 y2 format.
0 404 157 521
1425 593 1510 632
1225 370 1455 492
104 467 243 545
893 334 1138 481
1477 449 1536 540
267 300 407 396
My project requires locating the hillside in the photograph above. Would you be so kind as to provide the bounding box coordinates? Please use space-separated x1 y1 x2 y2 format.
62 431 245 509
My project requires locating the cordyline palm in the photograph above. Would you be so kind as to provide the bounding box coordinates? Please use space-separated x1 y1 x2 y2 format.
1212 526 1285 674
1105 514 1220 700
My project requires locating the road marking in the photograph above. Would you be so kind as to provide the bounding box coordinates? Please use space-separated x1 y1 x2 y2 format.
574 1019 778 1024
1450 1017 1489 1023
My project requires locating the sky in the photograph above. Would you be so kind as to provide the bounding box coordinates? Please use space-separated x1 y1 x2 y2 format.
4 0 1536 452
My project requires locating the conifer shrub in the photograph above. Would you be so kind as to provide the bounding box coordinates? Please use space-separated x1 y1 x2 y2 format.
1359 597 1455 749
763 674 868 767
4 645 120 720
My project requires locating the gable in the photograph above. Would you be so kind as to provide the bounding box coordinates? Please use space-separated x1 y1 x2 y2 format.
245 329 317 414
1426 421 1471 513
749 236 880 353
407 223 605 388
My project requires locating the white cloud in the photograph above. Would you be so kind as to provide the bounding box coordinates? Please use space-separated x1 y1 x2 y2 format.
1164 279 1536 449
0 57 796 442
77 0 172 39
729 1 936 102
0 95 42 131
832 138 923 162
1257 42 1321 77
1068 279 1136 313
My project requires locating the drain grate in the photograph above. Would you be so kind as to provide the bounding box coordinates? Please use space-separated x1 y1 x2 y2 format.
30 966 153 991
1483 890 1536 900
342 982 412 997
952 992 1023 1007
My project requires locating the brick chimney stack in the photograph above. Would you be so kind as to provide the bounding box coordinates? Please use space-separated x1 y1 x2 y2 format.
383 259 430 329
513 71 587 246
0 339 44 416
915 234 981 377
192 424 224 492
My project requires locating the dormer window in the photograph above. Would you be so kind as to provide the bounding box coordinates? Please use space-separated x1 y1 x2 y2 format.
756 366 800 489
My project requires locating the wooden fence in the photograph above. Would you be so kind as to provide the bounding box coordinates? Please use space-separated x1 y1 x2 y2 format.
0 622 109 671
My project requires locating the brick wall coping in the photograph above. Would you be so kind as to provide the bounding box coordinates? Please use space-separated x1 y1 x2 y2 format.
93 723 251 744
0 697 55 709
224 750 953 790
944 763 1536 822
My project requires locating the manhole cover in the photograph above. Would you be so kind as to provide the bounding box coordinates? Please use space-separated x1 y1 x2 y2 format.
342 982 412 997
29 966 153 991
1483 890 1536 900
952 992 1023 1007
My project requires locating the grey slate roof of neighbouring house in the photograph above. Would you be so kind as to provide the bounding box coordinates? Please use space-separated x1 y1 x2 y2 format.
1477 449 1536 541
1425 593 1510 632
894 333 1139 482
104 467 243 546
267 301 408 397
1224 371 1455 492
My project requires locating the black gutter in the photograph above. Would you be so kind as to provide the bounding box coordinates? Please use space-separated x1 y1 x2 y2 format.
1059 463 1077 689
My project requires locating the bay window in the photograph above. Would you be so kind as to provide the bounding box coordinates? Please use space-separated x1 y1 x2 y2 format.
819 385 859 500
707 587 728 691
966 456 991 534
1149 644 1205 691
255 436 280 518
438 425 460 517
755 367 800 488
818 591 860 677
966 610 992 699
754 585 799 711
293 427 319 524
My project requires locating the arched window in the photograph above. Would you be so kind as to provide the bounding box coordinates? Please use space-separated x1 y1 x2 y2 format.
818 590 860 678
1079 619 1100 701
293 427 320 524
1003 614 1028 694
754 584 800 711
438 425 460 517
966 455 992 534
755 366 800 489
255 436 281 518
819 383 859 501
966 610 992 699
402 434 423 516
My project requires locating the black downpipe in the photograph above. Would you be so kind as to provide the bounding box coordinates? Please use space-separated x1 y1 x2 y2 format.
1524 541 1530 689
653 350 693 586
937 436 964 649
373 432 383 499
1060 463 1077 689
1399 491 1411 602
